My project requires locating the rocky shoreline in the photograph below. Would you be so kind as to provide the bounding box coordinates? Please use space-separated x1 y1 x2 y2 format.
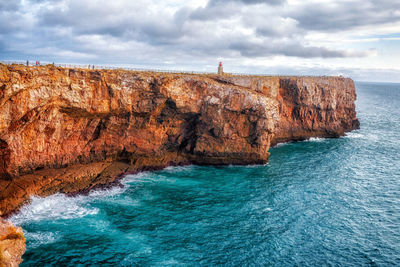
0 64 359 265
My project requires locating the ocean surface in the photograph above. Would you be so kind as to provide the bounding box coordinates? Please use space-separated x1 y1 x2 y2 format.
11 82 400 266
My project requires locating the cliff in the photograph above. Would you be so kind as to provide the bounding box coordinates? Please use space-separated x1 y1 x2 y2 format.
273 77 359 144
0 64 358 218
0 220 25 267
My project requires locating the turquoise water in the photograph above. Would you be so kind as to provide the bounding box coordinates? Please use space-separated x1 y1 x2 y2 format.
11 82 400 266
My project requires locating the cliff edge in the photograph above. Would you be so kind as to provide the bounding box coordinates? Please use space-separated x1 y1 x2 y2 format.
0 64 359 218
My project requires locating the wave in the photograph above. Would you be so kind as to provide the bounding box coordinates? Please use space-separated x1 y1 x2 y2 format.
344 131 378 141
345 132 364 139
88 184 127 197
227 163 268 168
305 137 326 142
272 137 326 147
121 171 156 185
274 142 289 147
162 165 195 173
10 193 99 226
10 170 170 226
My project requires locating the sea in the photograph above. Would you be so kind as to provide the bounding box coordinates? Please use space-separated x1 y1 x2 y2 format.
10 82 400 266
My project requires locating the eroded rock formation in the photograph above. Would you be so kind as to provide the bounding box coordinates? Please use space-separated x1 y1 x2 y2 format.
0 219 25 267
0 64 359 265
0 64 358 218
273 77 359 144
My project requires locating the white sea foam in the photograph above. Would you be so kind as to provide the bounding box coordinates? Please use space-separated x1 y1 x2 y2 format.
305 137 326 142
344 131 379 141
163 165 194 173
10 165 207 227
274 142 289 148
274 138 326 146
10 193 99 226
123 171 180 185
226 162 268 168
249 162 269 167
121 171 154 185
345 132 364 139
9 171 158 226
88 184 127 198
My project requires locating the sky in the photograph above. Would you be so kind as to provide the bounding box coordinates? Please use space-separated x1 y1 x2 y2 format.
1 0 400 82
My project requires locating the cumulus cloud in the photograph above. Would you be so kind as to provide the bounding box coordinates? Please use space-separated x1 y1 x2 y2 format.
0 0 399 80
209 0 285 6
0 1 20 11
289 0 400 32
229 40 369 58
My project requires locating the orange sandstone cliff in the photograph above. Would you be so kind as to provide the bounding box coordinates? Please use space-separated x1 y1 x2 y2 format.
0 219 25 267
0 64 358 218
0 64 359 266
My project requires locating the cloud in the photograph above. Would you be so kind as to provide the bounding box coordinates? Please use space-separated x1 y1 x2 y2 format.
209 0 285 6
0 0 399 81
289 0 400 32
0 0 374 60
228 39 367 58
0 1 21 12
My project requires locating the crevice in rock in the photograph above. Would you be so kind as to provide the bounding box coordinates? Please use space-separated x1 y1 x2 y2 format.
157 99 178 124
0 139 11 181
246 121 259 146
90 119 108 142
179 114 201 154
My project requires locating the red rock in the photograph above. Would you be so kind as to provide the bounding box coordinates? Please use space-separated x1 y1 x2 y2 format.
272 77 359 144
0 219 25 266
0 65 358 218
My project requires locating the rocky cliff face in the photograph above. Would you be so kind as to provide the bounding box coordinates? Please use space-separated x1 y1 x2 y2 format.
0 64 359 265
0 220 25 266
0 64 358 218
273 77 359 144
